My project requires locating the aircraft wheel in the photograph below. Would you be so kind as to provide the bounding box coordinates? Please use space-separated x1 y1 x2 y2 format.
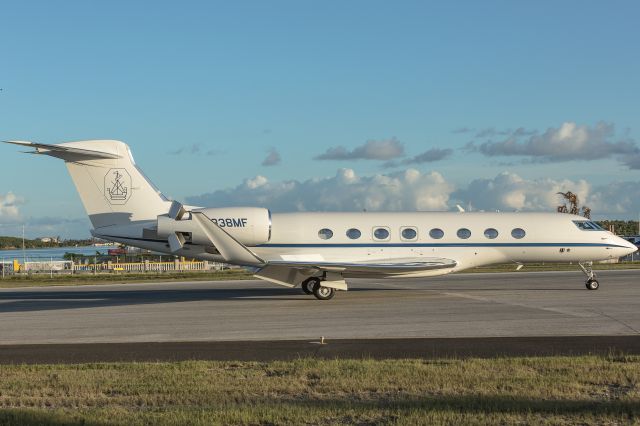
313 283 335 300
301 278 319 295
586 279 599 290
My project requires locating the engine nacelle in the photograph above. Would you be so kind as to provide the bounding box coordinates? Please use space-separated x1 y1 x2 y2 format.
157 207 271 247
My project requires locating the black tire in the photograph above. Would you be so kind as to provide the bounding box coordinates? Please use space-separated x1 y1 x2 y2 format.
312 283 336 300
586 279 599 290
301 278 319 295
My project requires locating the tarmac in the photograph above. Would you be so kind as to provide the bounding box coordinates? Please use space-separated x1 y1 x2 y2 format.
0 269 638 363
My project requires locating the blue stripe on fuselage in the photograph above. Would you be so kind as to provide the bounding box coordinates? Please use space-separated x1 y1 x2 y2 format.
96 235 627 250
256 242 626 248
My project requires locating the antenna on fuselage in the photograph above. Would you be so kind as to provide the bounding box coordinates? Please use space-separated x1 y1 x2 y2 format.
456 204 465 213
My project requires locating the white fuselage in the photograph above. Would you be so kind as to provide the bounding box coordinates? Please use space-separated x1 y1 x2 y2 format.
100 211 636 279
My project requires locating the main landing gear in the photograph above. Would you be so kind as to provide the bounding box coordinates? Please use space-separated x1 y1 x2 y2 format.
579 262 599 290
300 277 336 300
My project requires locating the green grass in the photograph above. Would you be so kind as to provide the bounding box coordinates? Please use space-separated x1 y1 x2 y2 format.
1 262 638 289
0 269 253 288
0 355 638 425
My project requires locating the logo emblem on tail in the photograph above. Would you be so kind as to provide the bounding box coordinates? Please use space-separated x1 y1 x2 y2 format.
105 169 131 205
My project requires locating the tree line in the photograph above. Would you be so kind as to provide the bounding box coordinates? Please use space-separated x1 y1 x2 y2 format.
0 236 94 250
595 221 639 236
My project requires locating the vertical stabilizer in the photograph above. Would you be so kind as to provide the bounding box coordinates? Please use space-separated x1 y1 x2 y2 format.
6 140 171 229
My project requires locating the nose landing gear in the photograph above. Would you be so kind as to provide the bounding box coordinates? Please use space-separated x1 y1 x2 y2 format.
579 262 599 290
585 279 599 290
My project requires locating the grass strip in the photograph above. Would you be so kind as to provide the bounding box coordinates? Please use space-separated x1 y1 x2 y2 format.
0 355 637 425
0 262 639 289
0 269 253 288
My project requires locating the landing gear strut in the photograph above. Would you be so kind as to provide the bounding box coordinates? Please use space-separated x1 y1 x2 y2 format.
579 262 599 290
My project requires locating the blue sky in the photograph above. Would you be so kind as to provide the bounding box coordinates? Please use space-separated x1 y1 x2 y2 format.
1 1 639 238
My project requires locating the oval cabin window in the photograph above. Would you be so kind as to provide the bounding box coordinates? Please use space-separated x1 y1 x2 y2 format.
373 227 390 240
429 228 444 239
511 228 526 239
401 227 417 240
484 228 499 239
318 228 333 240
346 228 361 239
457 228 471 239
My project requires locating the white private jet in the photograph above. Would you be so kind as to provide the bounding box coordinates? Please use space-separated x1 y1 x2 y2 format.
6 140 638 300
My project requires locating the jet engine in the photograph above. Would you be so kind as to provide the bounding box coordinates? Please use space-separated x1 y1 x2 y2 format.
156 202 271 252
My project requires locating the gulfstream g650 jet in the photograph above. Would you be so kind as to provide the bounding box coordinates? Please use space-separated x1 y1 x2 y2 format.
7 140 637 300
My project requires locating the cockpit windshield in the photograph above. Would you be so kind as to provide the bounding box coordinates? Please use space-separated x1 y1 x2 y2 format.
573 220 604 231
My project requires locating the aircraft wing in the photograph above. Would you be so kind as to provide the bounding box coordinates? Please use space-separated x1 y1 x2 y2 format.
265 258 456 274
254 257 457 289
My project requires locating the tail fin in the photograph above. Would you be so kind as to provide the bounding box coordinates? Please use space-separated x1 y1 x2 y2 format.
6 140 171 229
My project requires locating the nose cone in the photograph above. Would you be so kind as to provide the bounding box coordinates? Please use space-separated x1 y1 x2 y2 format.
617 237 639 256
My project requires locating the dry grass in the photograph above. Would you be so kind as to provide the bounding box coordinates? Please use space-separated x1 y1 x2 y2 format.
0 355 638 425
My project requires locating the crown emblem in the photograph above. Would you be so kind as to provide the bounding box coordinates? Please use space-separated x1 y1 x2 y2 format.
104 169 131 205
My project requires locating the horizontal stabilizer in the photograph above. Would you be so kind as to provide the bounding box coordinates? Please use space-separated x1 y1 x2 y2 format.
4 140 121 160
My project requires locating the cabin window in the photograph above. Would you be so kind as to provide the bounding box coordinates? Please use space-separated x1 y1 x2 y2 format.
484 228 498 239
401 227 417 241
429 228 444 239
318 228 333 240
346 228 361 239
511 228 526 239
373 227 390 241
457 228 471 239
573 220 603 231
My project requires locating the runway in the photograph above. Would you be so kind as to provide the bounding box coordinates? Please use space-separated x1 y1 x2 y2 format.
0 269 638 362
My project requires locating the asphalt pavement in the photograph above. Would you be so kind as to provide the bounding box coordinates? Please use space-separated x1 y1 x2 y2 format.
0 269 638 362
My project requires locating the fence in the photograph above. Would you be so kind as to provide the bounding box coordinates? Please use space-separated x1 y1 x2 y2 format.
0 259 225 276
72 260 222 273
25 261 73 272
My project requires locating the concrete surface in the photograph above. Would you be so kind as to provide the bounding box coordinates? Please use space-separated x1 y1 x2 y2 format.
0 269 638 345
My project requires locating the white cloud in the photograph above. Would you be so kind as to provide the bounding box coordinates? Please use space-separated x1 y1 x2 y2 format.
452 172 591 212
186 168 453 212
0 192 22 221
589 180 640 217
469 121 639 164
186 169 640 219
314 138 405 161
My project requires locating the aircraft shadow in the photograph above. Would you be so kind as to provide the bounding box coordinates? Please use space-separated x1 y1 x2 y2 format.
0 287 316 313
0 283 592 314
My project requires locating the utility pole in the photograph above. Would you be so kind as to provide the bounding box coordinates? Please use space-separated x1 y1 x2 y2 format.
22 224 26 266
